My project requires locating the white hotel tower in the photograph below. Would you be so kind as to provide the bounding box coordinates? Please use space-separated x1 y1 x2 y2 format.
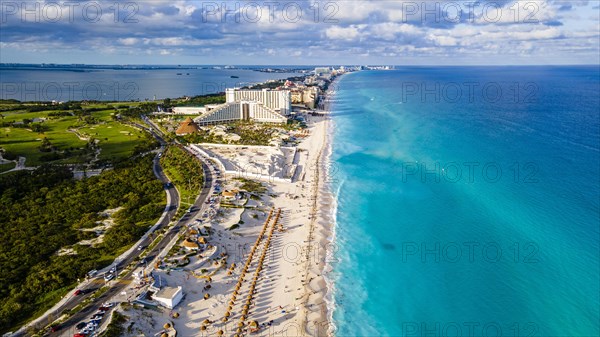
195 88 292 126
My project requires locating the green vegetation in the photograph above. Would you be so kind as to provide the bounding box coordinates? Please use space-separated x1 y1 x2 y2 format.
77 122 157 164
240 76 308 90
0 102 158 166
284 118 306 130
243 80 285 90
160 145 204 207
144 234 164 255
0 156 164 333
235 178 267 194
99 311 128 337
180 121 287 146
178 128 224 144
116 102 157 119
175 94 225 107
0 162 15 173
227 122 281 145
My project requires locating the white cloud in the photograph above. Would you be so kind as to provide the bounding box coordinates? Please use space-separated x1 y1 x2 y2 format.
474 0 558 25
325 25 362 41
369 22 421 40
332 1 381 22
0 0 598 64
118 38 138 46
427 34 458 46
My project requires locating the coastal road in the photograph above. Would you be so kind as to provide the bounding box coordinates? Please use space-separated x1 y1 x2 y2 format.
15 121 211 337
13 149 180 337
51 157 213 337
48 143 214 336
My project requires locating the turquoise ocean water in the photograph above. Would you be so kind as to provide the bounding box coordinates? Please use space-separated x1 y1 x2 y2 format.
329 67 599 337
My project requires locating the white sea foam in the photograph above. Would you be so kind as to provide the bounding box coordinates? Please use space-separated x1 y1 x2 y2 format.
322 121 340 337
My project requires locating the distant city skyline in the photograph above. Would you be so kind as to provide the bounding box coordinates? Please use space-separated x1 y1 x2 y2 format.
1 1 599 65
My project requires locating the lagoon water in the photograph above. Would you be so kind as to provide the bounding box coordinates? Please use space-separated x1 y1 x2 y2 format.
0 67 298 102
329 67 599 336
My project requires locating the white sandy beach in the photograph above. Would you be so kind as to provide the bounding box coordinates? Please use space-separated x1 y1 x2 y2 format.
112 109 336 337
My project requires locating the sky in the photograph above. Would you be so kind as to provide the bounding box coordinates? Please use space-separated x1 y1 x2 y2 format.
1 0 599 65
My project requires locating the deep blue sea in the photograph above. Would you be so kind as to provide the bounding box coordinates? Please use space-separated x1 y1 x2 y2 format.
329 67 600 337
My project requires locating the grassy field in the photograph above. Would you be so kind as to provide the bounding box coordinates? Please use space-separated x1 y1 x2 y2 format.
1 116 88 165
0 162 16 173
0 104 150 166
78 121 146 162
160 146 204 209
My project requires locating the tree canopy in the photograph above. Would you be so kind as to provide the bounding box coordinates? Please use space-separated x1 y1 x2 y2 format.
0 156 164 333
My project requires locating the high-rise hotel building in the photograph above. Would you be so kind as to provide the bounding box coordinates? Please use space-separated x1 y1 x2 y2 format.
195 88 292 125
225 88 292 116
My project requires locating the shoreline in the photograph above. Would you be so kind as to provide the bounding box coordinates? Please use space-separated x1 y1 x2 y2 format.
47 75 347 337
300 75 343 336
322 123 340 335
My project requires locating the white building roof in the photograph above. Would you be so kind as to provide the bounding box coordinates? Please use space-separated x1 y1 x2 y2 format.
155 286 181 299
153 286 184 309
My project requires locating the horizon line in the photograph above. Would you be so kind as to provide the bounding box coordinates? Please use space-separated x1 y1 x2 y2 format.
2 63 599 67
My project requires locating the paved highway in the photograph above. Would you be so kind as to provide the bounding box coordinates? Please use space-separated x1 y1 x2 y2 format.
18 121 213 337
52 158 212 337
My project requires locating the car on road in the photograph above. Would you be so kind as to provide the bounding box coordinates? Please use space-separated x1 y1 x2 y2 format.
103 272 114 282
76 322 87 330
137 245 145 251
74 289 82 296
50 324 61 332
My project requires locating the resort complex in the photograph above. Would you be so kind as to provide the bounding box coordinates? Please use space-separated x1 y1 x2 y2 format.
164 75 327 126
194 88 292 125
0 70 343 337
